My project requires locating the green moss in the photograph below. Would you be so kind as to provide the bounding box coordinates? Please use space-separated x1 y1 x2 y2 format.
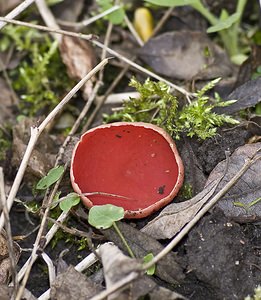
104 77 239 140
0 24 73 117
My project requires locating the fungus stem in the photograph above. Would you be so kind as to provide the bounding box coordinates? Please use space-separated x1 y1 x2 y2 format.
112 222 135 259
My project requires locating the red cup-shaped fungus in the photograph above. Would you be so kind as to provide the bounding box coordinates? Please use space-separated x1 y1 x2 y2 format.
70 122 184 218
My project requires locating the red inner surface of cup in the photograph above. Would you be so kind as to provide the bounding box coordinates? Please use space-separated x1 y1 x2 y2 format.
72 124 179 211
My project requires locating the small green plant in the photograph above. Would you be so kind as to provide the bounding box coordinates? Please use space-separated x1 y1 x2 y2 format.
88 204 135 258
0 25 73 116
145 0 247 64
36 165 64 190
104 77 239 140
143 253 156 275
244 285 261 300
234 197 261 213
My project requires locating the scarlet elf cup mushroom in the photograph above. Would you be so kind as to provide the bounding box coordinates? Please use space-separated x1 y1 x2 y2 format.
70 122 184 218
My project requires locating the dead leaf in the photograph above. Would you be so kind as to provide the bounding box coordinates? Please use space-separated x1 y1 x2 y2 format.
50 265 102 300
138 31 233 80
205 142 261 222
0 230 21 284
101 222 184 284
141 178 221 239
215 77 261 114
59 36 96 100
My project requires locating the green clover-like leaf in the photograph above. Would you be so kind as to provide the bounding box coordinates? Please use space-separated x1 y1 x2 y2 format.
88 204 124 229
59 193 80 212
143 253 156 275
36 165 64 190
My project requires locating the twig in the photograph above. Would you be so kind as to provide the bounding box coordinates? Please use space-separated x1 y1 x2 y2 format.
124 14 144 47
57 5 122 30
99 20 113 82
0 17 96 40
152 7 174 37
0 0 36 30
0 168 19 297
41 252 56 286
90 272 139 300
13 59 109 300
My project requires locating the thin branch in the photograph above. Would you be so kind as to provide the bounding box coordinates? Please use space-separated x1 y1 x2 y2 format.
0 168 19 297
89 272 139 300
41 252 56 286
0 17 96 40
0 0 36 30
124 14 144 47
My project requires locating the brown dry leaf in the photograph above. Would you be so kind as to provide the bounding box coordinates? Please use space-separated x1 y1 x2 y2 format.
59 36 96 100
50 265 102 300
0 231 21 284
141 178 221 240
138 31 233 80
206 142 261 222
12 118 56 178
102 222 184 284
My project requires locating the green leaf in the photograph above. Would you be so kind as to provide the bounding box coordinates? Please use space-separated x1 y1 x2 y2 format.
51 191 61 209
97 0 125 25
143 253 156 275
36 165 64 190
107 7 125 25
207 12 240 33
59 193 80 212
88 204 124 229
145 0 199 7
